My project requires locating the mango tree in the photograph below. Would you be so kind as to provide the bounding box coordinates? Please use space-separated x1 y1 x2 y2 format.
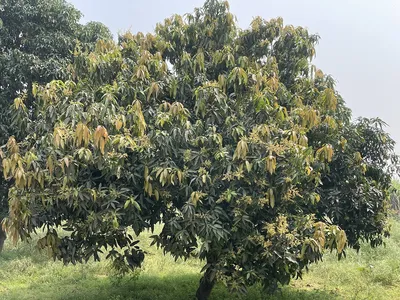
1 1 397 299
0 0 112 251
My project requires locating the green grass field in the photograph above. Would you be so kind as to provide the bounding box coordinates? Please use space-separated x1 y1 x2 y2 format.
2 219 400 300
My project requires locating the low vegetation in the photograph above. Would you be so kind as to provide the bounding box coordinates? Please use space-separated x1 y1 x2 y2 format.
2 218 400 300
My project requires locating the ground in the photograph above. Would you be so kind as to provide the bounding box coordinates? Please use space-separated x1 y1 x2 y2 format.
1 219 400 300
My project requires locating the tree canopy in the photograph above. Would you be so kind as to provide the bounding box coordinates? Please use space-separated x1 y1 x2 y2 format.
0 0 112 138
1 1 398 299
0 0 112 250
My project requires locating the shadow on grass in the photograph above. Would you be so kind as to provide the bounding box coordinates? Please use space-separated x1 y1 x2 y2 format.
2 271 340 300
1 238 339 300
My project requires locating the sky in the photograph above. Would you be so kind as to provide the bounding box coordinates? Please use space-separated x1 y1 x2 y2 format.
69 0 400 152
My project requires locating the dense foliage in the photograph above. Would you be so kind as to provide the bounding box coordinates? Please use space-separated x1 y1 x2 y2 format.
1 1 397 299
0 0 112 250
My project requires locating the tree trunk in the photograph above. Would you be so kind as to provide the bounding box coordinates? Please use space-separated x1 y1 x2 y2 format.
196 266 216 300
0 222 6 253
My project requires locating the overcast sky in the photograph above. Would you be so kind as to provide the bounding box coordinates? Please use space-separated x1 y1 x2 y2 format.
69 0 400 152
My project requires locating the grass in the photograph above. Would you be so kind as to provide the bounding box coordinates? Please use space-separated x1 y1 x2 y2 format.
2 220 400 300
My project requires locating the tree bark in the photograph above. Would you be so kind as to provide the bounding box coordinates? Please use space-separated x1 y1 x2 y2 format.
196 266 216 300
0 220 6 253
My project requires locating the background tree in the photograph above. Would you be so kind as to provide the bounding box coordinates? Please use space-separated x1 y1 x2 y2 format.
389 179 400 212
1 1 397 299
0 0 112 252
